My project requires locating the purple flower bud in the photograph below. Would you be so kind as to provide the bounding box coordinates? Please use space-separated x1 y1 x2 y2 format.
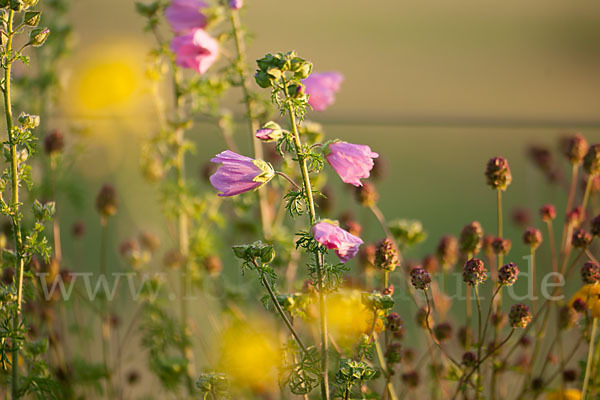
522 227 542 249
96 184 117 218
255 121 285 142
463 258 487 286
436 235 458 270
492 237 511 256
170 29 218 75
165 0 207 33
433 322 453 342
485 157 512 191
462 351 477 367
571 228 592 249
509 304 532 328
386 312 403 332
566 206 585 227
229 0 243 9
209 150 274 197
540 204 556 222
498 262 519 286
560 133 588 165
581 261 600 284
572 298 587 313
375 238 399 272
325 141 379 187
302 72 343 111
354 181 379 206
584 144 600 176
459 221 483 255
312 220 363 263
410 267 431 290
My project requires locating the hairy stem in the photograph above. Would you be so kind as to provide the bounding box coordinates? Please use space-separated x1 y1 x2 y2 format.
3 10 25 399
286 91 330 399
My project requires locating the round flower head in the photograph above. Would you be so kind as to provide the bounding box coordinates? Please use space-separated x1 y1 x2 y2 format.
463 258 487 286
302 72 343 111
209 150 274 197
44 129 64 155
374 238 399 271
459 221 483 256
492 237 511 256
539 204 556 222
385 342 403 364
566 206 585 227
401 370 420 388
522 227 542 249
324 141 379 187
509 304 532 328
591 214 600 237
170 28 218 74
485 157 512 190
581 261 600 284
436 235 458 270
422 254 439 273
386 312 403 332
498 262 520 286
312 220 363 263
354 182 379 206
165 0 207 33
462 351 477 367
561 133 588 165
410 267 431 290
96 184 117 218
584 144 600 176
433 322 453 342
571 228 592 249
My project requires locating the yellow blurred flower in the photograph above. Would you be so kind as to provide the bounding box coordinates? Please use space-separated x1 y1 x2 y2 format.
546 388 582 400
569 284 600 317
218 321 281 393
325 289 384 347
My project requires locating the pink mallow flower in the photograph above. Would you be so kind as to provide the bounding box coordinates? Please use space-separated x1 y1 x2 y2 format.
210 150 274 197
302 72 343 111
171 28 218 74
229 0 243 9
325 141 379 187
313 220 363 263
165 0 207 33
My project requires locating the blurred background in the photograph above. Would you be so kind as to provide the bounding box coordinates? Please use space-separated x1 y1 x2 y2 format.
54 0 600 261
31 0 600 395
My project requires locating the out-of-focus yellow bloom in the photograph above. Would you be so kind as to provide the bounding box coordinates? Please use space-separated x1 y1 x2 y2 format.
569 284 600 317
218 321 281 393
324 289 384 347
66 41 147 114
546 388 582 400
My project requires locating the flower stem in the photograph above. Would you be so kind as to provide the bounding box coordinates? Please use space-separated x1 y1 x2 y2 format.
285 91 330 400
582 174 595 214
99 219 114 398
258 268 310 356
582 317 598 400
474 285 483 400
3 10 25 399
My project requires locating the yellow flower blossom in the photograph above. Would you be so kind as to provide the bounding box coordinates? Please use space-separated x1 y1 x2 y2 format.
569 284 600 317
546 388 582 400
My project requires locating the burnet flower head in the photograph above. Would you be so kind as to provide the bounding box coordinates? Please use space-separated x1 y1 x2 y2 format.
324 141 379 187
313 220 363 263
209 150 274 197
165 0 207 33
171 28 218 74
302 72 343 111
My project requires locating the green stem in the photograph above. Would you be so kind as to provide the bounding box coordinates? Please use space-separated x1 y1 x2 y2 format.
4 10 25 400
99 219 113 398
474 286 482 400
582 174 595 213
285 90 329 400
257 265 310 356
582 317 598 400
491 188 503 400
373 334 398 400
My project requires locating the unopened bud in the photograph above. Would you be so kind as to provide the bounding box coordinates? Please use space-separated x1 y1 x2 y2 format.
29 27 50 47
485 157 512 191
